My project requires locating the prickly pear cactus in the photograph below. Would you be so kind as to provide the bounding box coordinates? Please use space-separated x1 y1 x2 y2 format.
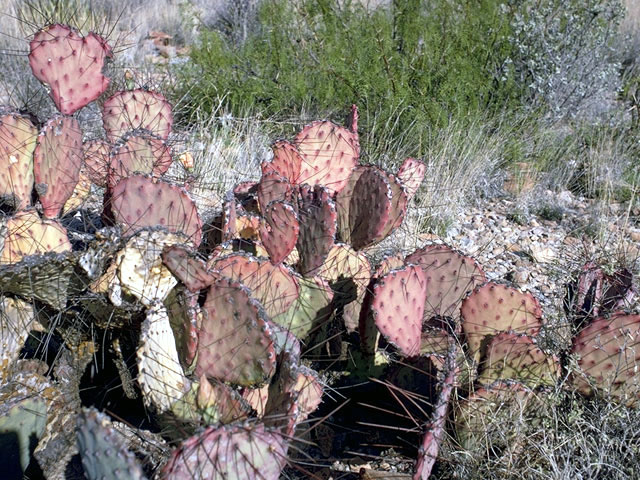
0 297 37 383
83 139 110 187
263 140 302 184
1 210 71 263
257 172 293 212
0 112 37 210
162 245 218 292
108 131 173 188
349 166 392 250
28 24 112 114
77 408 147 480
260 200 299 265
296 184 337 276
160 423 288 480
397 157 426 202
102 89 173 141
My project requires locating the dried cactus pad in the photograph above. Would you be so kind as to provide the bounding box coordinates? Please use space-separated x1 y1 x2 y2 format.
29 24 112 115
1 210 71 263
196 277 276 386
396 157 426 201
77 408 147 480
110 175 202 247
0 297 37 383
108 131 172 188
160 423 288 480
461 282 543 364
0 113 37 210
294 120 358 194
102 89 173 142
478 333 560 387
571 313 640 403
137 305 189 413
370 265 428 357
405 244 486 323
33 115 83 218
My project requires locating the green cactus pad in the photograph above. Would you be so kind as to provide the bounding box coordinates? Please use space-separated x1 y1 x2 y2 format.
0 113 37 211
210 253 300 317
263 140 302 184
102 89 173 142
368 265 428 357
272 275 333 340
260 201 299 265
33 115 83 218
296 184 337 277
0 297 36 383
110 175 203 247
29 24 112 115
137 305 190 413
396 157 426 201
160 423 288 480
1 210 71 263
316 243 371 332
77 408 147 480
195 277 276 386
405 244 486 324
108 131 172 188
0 396 47 477
478 333 560 387
571 313 640 404
294 120 358 194
162 245 219 292
461 282 543 364
257 172 293 213
349 166 392 250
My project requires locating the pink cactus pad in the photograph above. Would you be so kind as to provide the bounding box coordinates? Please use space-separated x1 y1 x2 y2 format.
33 115 83 218
29 24 112 115
82 139 110 187
107 132 172 188
397 157 426 201
349 166 392 250
102 89 173 142
257 172 294 212
162 245 219 292
260 200 299 265
262 140 302 184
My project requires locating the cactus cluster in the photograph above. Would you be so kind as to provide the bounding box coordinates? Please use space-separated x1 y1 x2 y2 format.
0 21 638 480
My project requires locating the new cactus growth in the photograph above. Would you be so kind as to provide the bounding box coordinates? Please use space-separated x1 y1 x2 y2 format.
102 89 173 141
109 175 203 247
29 24 112 115
33 115 83 218
0 112 37 210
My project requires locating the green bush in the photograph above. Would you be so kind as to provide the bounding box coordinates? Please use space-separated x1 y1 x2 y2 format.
172 0 525 155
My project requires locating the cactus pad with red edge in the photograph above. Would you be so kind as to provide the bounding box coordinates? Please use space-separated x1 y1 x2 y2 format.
257 172 293 212
294 120 358 194
370 265 428 357
0 113 38 210
29 24 112 115
33 116 83 218
260 201 299 265
195 277 276 386
102 89 173 142
571 313 640 403
160 423 287 480
110 175 202 247
263 140 301 184
461 282 543 364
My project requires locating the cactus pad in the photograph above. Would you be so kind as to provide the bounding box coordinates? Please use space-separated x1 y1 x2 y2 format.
29 24 112 115
137 305 189 412
102 89 173 142
110 175 203 247
33 115 83 218
263 140 301 183
397 157 426 201
405 244 486 324
108 131 172 188
162 245 218 292
260 200 299 265
296 184 337 276
1 210 71 263
571 313 640 404
257 172 293 212
461 282 543 364
478 333 560 387
335 165 367 244
195 277 276 386
0 113 37 210
77 408 147 480
294 120 358 193
160 423 287 480
83 139 110 187
369 265 428 357
349 166 392 250
0 297 36 383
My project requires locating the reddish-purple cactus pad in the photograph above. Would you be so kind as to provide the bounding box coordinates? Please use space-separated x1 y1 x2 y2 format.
162 245 218 292
33 115 83 218
349 166 392 250
196 277 276 386
296 184 337 276
257 172 294 213
82 139 110 187
29 24 112 115
369 265 428 357
260 201 299 265
102 89 173 142
110 175 202 247
294 120 358 194
263 140 302 184
397 157 426 201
